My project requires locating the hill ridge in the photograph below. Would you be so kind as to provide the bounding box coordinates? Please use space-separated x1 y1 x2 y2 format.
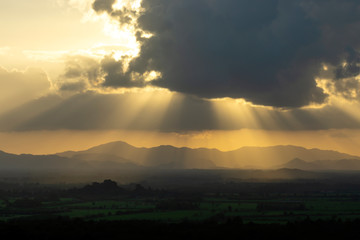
55 141 360 169
1 141 360 170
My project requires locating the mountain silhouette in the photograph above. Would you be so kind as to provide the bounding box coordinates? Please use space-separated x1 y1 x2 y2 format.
283 158 360 171
0 150 87 170
57 141 360 169
0 141 359 171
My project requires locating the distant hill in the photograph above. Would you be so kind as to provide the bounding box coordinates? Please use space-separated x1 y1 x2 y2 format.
0 150 87 170
281 158 318 170
57 141 360 169
59 142 218 169
283 158 360 171
0 141 359 171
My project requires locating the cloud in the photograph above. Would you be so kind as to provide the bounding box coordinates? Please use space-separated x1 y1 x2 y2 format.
92 0 115 13
59 81 88 92
56 55 103 93
334 48 360 80
0 66 51 114
100 55 146 88
319 48 360 101
92 0 360 108
1 90 360 132
57 54 150 92
0 91 215 131
3 0 360 132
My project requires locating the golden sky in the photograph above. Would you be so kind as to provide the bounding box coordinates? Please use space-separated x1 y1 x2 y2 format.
1 0 360 156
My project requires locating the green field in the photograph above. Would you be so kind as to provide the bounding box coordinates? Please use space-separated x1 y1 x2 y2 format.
2 195 360 224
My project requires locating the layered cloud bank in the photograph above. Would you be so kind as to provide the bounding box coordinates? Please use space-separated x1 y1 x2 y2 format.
89 0 360 108
1 0 360 133
1 91 360 132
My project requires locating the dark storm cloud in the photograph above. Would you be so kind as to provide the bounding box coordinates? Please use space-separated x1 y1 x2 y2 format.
95 0 360 108
93 0 135 25
323 48 360 101
57 56 103 93
92 0 115 13
331 78 360 101
335 48 360 80
58 55 146 92
63 56 102 85
59 81 88 92
100 56 146 88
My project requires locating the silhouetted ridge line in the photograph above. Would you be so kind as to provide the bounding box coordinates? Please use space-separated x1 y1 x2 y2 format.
0 141 359 171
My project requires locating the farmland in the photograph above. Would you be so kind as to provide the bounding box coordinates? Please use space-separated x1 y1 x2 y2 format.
2 178 360 224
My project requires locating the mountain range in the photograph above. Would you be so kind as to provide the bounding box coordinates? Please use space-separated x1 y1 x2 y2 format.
0 141 360 171
282 157 360 171
58 141 360 169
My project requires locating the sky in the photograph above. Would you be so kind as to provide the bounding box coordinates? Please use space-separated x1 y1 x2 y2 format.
1 0 360 155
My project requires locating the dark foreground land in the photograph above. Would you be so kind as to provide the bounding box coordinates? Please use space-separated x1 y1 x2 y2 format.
2 218 360 239
2 169 360 238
